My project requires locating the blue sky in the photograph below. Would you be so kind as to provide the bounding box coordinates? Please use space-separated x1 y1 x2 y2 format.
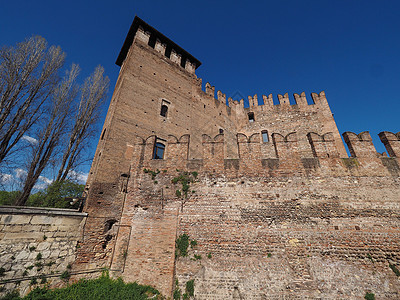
1 0 399 171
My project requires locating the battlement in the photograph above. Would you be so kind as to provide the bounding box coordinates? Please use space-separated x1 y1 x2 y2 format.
199 85 329 112
126 131 399 178
116 16 201 73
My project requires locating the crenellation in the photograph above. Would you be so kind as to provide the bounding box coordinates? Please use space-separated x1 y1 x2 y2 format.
135 26 150 44
170 49 181 64
154 38 166 55
293 92 308 107
379 131 400 158
343 131 379 158
205 82 215 98
277 93 290 106
217 90 226 103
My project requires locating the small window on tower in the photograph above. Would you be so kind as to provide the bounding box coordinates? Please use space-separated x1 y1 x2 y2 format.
261 130 269 143
160 105 168 117
153 139 166 159
160 100 170 118
248 112 255 123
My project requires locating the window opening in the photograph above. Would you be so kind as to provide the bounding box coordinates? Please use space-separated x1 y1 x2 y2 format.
101 128 106 140
219 129 224 134
153 139 166 159
180 56 186 68
165 46 172 58
148 34 156 48
248 112 255 123
261 130 269 142
160 105 168 117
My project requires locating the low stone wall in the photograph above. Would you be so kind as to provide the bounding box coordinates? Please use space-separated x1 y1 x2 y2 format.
0 206 87 297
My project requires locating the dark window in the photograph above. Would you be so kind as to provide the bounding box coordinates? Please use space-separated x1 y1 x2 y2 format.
160 105 168 117
180 57 186 68
219 129 224 134
148 34 156 48
165 46 172 58
153 141 165 159
261 130 269 142
248 112 255 123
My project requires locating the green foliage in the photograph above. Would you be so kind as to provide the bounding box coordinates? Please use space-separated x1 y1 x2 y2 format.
1 272 161 300
175 190 182 198
29 277 37 285
175 234 189 257
25 180 84 208
0 290 20 300
60 271 70 281
367 253 374 263
67 264 72 270
190 240 197 248
185 280 194 297
143 168 160 181
0 267 5 276
29 247 36 252
267 253 272 258
0 191 21 206
22 270 28 276
36 253 42 260
389 263 400 276
364 292 375 300
172 171 197 198
207 253 212 259
193 254 201 260
173 288 181 300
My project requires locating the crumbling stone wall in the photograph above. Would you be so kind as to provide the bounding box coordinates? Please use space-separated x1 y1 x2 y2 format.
0 207 86 297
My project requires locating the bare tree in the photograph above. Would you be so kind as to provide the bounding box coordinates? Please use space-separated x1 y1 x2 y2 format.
0 36 65 165
56 66 109 182
15 65 79 206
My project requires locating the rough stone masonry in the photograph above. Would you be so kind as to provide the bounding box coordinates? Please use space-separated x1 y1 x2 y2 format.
73 16 400 299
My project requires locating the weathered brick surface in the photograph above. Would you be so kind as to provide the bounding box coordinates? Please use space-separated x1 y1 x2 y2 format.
75 16 400 299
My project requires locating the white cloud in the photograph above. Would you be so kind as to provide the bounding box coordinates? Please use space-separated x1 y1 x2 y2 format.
15 168 27 179
68 170 88 184
0 173 13 184
21 135 38 145
38 175 53 185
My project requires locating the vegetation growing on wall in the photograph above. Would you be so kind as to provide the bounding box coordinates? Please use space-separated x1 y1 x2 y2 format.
0 272 161 300
172 170 197 198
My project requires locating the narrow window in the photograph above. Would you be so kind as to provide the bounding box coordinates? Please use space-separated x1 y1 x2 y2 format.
153 139 166 159
180 56 186 68
148 34 156 48
101 128 106 140
261 130 269 143
248 112 255 123
165 46 172 58
160 105 168 117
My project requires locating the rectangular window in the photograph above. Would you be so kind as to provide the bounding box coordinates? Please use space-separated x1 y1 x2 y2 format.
261 130 269 143
248 112 255 123
153 138 166 159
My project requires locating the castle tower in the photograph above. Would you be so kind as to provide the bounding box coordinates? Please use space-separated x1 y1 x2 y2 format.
74 16 377 298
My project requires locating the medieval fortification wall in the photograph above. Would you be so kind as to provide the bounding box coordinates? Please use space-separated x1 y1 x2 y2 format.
71 16 400 299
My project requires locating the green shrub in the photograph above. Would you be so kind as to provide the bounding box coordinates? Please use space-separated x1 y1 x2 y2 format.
190 240 197 248
364 292 375 300
176 234 189 257
1 271 161 299
194 254 201 260
207 253 212 259
60 271 70 281
0 267 5 276
185 279 194 297
36 253 42 260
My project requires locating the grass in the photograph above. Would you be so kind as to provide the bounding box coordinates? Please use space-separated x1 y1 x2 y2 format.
1 271 162 300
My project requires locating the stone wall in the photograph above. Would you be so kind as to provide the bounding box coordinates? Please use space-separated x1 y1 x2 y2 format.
0 206 87 297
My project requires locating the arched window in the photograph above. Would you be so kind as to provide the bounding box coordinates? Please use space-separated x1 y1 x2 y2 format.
261 130 269 143
153 141 165 159
160 105 168 117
